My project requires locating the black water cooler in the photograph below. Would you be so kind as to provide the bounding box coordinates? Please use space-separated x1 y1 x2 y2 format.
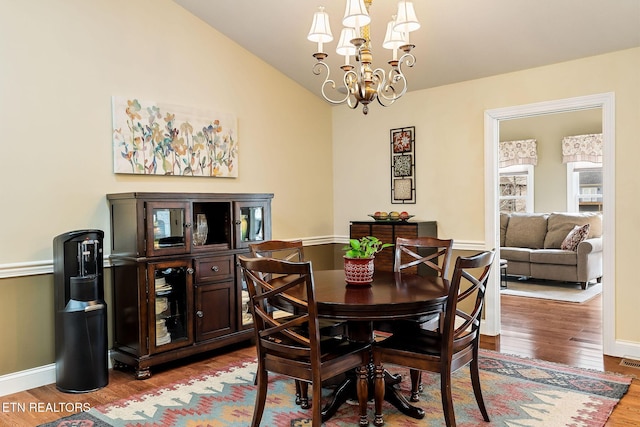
53 230 108 393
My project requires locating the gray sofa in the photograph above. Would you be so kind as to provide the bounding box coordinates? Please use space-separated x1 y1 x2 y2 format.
500 212 603 289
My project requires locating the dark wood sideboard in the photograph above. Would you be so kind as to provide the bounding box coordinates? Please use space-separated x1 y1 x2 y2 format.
350 220 438 274
107 192 273 379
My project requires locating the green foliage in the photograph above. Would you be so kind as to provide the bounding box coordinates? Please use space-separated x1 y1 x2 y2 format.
343 236 393 259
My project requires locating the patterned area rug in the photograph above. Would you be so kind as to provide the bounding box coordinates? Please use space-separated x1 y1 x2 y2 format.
40 350 630 427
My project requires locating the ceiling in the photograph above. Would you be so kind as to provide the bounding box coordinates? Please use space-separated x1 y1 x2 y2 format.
174 0 640 99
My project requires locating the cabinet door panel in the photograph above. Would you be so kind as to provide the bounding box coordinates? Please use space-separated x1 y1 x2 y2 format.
148 260 194 354
234 201 271 248
146 201 192 257
195 281 235 341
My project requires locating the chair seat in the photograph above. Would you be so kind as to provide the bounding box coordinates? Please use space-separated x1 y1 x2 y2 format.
376 314 440 334
376 330 441 356
382 327 477 358
267 338 370 367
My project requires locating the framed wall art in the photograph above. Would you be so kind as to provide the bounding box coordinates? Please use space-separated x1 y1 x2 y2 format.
112 96 238 177
390 126 416 204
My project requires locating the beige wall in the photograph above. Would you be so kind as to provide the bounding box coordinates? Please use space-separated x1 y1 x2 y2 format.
333 47 640 344
1 0 639 377
500 109 602 212
0 0 334 265
0 0 334 375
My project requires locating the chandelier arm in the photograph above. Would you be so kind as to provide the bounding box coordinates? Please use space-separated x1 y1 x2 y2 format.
312 62 352 105
376 52 415 105
372 66 399 106
344 69 361 109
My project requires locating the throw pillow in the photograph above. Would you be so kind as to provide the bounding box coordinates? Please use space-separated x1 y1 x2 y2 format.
560 224 590 251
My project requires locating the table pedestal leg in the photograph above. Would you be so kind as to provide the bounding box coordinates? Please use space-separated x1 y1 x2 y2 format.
321 368 425 423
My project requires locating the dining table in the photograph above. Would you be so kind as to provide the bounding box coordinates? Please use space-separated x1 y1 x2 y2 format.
307 269 450 422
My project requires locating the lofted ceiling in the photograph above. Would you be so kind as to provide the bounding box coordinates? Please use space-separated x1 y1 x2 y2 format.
174 0 640 99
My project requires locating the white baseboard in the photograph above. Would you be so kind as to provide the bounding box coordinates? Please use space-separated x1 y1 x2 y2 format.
609 339 640 360
0 363 56 397
0 356 114 397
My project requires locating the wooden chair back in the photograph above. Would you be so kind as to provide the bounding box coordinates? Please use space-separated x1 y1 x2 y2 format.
249 239 304 261
394 236 454 277
249 240 305 282
240 256 319 363
442 250 495 363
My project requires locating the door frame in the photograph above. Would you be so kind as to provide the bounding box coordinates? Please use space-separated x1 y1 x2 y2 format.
482 92 616 356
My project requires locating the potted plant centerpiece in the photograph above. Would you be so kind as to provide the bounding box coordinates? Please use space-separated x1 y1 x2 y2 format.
343 236 393 285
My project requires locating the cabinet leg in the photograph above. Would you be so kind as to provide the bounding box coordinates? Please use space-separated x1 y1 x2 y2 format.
112 360 128 371
135 368 152 380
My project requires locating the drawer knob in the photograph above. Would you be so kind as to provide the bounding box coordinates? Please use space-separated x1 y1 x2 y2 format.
196 310 204 318
211 265 219 272
187 268 194 274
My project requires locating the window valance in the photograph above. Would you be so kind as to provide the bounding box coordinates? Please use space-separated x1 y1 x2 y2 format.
562 133 603 164
499 139 538 168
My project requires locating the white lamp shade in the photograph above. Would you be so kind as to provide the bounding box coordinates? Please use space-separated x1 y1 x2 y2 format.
394 1 420 33
342 0 371 29
336 27 358 56
308 7 333 43
383 17 407 49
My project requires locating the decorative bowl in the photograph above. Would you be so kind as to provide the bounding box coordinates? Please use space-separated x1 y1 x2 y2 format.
368 214 414 222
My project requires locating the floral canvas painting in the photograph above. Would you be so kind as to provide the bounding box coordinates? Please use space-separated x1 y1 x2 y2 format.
112 97 238 177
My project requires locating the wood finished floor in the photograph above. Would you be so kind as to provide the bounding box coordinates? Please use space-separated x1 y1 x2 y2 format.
1 292 639 426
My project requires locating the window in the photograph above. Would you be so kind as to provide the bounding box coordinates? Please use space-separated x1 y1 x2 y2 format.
499 164 534 213
567 162 602 212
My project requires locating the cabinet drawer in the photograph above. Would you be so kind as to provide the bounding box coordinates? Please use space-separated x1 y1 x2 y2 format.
195 256 234 282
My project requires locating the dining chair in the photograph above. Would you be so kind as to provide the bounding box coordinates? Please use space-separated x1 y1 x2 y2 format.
385 236 454 399
372 250 496 427
249 240 347 406
239 256 371 427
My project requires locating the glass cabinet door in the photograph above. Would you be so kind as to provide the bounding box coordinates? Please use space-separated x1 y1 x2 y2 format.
237 261 253 329
234 201 271 249
146 201 192 256
148 260 194 353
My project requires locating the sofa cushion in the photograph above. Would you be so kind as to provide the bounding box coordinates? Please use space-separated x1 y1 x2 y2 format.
500 247 533 262
561 224 590 251
500 213 510 247
543 212 602 249
530 249 577 266
504 213 548 249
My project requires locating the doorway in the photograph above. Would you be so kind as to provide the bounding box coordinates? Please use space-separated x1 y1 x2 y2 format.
482 93 616 356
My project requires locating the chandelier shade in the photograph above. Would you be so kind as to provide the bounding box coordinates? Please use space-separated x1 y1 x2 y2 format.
336 27 358 58
383 16 407 49
307 7 333 52
394 0 421 33
308 0 420 114
342 0 371 30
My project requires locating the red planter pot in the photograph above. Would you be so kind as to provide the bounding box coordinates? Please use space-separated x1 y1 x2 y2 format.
343 256 375 285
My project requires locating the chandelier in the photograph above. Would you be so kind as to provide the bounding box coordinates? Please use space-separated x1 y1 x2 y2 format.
307 0 420 114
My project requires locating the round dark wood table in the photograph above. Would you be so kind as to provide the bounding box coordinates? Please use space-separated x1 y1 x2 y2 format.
309 269 449 422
